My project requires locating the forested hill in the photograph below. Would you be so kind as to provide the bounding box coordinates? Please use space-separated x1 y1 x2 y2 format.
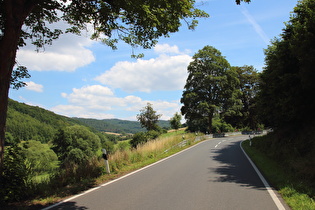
73 118 170 134
6 99 171 143
6 99 87 143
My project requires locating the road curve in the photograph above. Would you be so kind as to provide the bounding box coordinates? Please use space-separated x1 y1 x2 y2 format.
45 135 288 210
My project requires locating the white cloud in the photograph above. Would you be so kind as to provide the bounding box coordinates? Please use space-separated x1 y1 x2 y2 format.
240 6 270 45
95 54 191 93
154 44 181 54
51 84 181 120
51 105 115 119
16 26 95 72
25 81 43 92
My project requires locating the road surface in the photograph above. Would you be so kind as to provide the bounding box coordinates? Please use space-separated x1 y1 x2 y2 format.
45 135 288 210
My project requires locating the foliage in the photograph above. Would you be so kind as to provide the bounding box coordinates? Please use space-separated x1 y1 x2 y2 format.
52 125 101 167
19 140 59 175
130 132 148 148
170 112 182 130
0 145 30 204
226 65 260 129
97 133 115 154
137 103 162 131
212 118 234 133
257 0 315 169
243 138 315 210
259 0 315 130
6 99 80 143
181 45 241 133
74 117 170 134
10 66 31 90
129 129 165 148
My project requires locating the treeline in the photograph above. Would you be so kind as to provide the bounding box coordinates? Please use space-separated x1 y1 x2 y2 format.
255 0 315 186
74 118 170 134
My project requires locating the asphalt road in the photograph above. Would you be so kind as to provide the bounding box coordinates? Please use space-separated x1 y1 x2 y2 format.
45 135 287 210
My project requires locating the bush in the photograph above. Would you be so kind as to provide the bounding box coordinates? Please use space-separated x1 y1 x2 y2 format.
146 130 160 140
212 119 234 133
0 145 31 204
130 132 148 148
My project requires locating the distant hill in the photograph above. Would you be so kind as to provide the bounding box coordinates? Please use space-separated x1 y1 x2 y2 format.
6 99 171 144
6 99 86 143
73 118 171 134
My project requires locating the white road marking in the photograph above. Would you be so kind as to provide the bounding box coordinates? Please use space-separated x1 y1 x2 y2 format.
240 141 286 210
43 140 208 210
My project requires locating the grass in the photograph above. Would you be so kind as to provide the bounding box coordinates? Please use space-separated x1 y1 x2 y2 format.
242 139 315 210
108 132 196 173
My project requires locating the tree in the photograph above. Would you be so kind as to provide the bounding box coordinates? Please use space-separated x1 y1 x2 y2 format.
227 65 260 129
52 125 101 167
180 45 240 133
170 112 182 130
137 103 162 131
19 140 59 174
259 0 315 130
0 0 210 169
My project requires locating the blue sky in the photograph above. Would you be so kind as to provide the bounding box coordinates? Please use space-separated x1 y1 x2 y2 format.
10 0 298 121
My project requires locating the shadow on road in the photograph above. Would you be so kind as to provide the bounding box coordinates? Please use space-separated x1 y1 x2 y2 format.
48 201 88 210
208 139 266 190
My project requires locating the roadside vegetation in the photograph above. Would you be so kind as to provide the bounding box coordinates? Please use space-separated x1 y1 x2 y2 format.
242 137 315 210
2 129 199 209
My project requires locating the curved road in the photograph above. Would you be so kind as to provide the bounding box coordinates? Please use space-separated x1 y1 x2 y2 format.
45 135 288 210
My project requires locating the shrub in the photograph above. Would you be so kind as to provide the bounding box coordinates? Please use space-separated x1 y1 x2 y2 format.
130 132 148 148
0 145 31 204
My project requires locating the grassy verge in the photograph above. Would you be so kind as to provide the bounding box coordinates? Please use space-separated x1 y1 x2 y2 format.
12 132 202 209
242 139 315 210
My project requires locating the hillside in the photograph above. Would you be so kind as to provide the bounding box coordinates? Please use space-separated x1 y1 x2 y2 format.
6 99 171 144
6 99 86 143
73 118 171 134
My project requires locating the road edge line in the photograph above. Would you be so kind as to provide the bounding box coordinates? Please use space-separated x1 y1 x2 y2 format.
43 140 208 210
240 140 286 210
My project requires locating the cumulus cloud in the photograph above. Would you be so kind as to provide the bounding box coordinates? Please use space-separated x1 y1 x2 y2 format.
95 54 191 93
154 44 181 54
51 84 181 120
25 81 44 92
16 27 95 72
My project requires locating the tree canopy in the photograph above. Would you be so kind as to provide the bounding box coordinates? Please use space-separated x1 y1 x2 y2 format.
181 45 241 133
259 0 315 130
137 103 162 131
228 65 260 129
170 112 182 130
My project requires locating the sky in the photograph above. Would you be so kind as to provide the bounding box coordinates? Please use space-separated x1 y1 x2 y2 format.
10 0 299 121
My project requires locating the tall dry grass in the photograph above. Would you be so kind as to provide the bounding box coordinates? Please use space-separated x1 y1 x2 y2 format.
108 132 196 173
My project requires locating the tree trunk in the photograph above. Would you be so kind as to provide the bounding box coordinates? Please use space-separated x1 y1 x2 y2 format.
0 0 36 171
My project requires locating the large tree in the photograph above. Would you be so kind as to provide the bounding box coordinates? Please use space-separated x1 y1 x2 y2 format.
181 45 240 133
